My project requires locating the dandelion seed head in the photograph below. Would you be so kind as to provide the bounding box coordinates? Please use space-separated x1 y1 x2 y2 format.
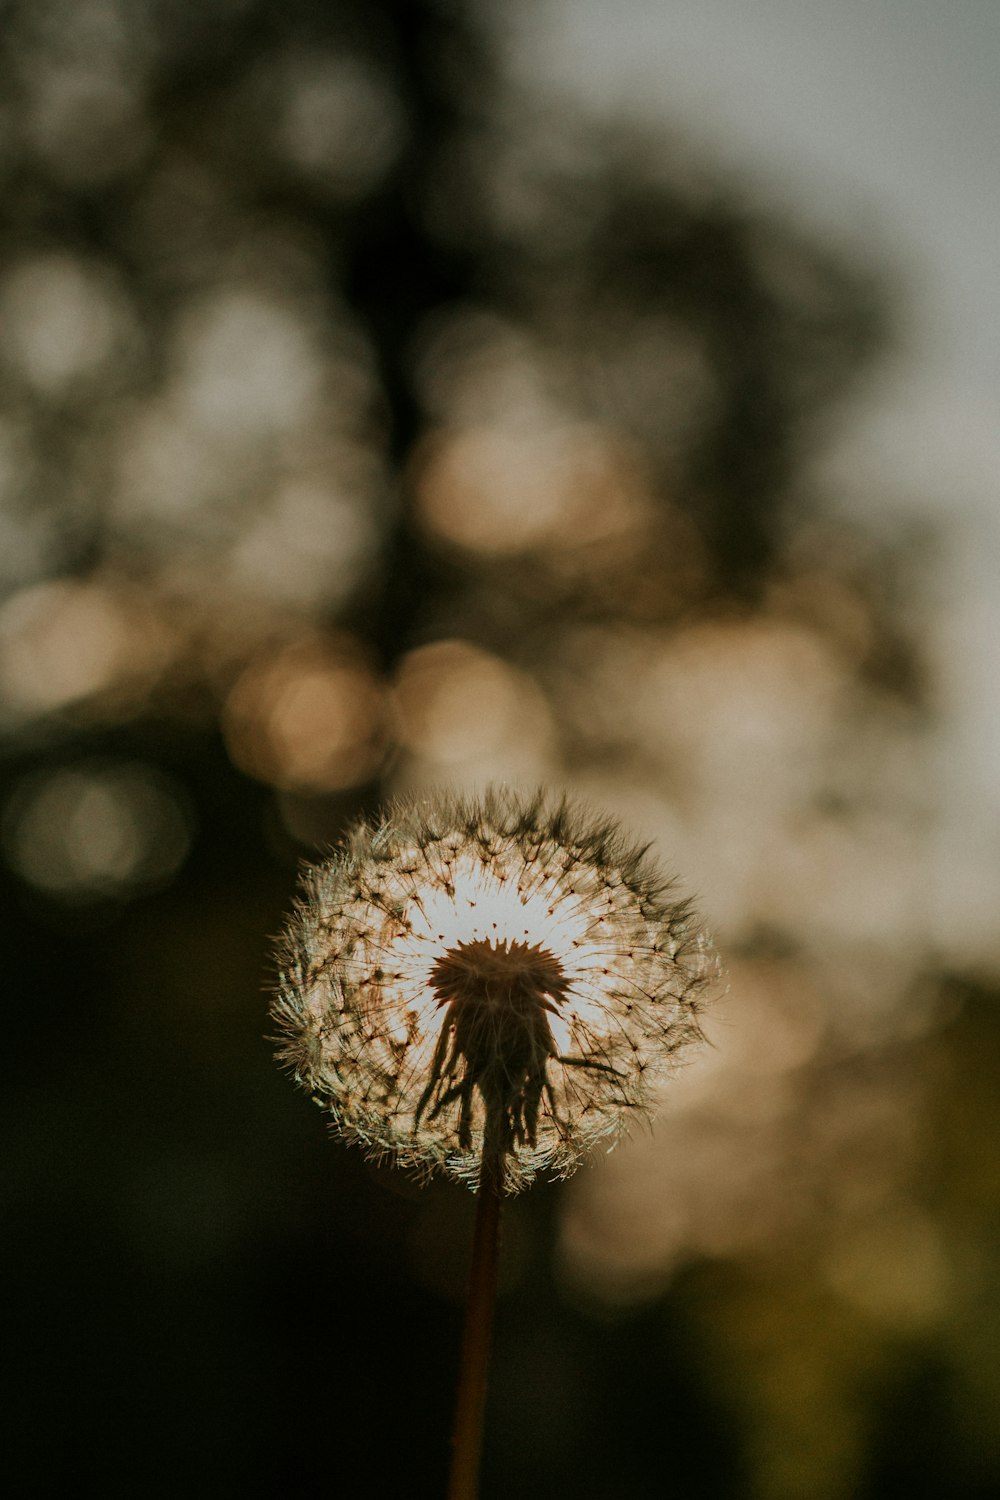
273 788 717 1190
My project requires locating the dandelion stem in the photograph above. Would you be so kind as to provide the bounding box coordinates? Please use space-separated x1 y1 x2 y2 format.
447 1137 505 1500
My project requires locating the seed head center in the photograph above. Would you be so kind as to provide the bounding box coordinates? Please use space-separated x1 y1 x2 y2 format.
429 937 570 1015
419 937 574 1152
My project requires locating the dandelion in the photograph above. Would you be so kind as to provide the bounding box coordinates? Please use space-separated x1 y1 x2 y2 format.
272 787 717 1498
273 787 716 1188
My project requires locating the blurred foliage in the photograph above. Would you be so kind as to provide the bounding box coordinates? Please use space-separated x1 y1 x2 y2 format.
1 1 997 1497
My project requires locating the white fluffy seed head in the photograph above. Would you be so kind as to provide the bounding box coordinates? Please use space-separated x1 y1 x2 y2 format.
272 788 718 1191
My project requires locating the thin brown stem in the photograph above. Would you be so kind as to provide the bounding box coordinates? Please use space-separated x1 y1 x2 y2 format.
447 1141 505 1500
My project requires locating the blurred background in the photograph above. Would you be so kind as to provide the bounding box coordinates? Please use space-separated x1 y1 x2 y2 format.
2 2 997 1496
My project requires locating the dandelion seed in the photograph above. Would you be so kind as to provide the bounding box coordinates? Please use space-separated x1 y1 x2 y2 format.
273 787 717 1191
